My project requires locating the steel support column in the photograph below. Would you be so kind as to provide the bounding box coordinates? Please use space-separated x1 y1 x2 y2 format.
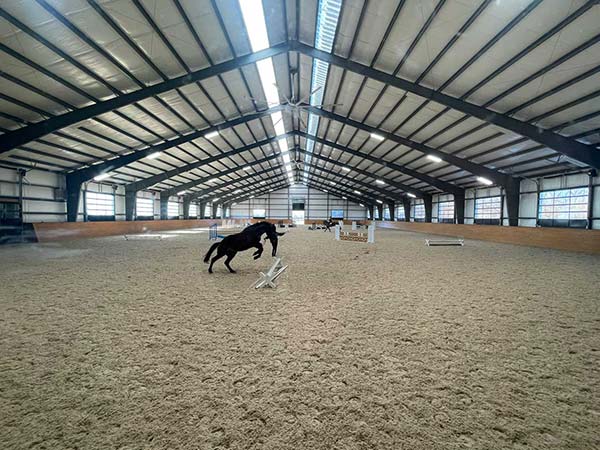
454 191 465 224
388 201 395 221
376 204 383 221
424 194 433 222
160 192 169 220
211 203 219 219
125 190 136 221
504 178 521 226
183 197 191 220
199 201 206 219
66 175 81 222
403 198 411 222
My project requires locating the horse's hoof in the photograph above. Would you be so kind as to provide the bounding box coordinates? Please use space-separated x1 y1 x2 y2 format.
229 270 237 274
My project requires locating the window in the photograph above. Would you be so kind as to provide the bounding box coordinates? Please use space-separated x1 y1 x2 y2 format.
538 187 588 228
438 201 454 223
204 204 211 218
189 203 198 218
168 201 179 218
374 206 380 219
136 197 153 219
397 206 405 221
383 207 390 220
86 191 114 220
414 203 425 222
474 196 501 225
331 209 344 219
253 208 266 219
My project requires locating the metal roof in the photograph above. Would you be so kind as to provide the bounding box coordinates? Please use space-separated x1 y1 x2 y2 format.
0 0 598 204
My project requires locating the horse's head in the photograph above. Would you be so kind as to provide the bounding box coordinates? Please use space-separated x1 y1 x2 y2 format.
263 222 285 256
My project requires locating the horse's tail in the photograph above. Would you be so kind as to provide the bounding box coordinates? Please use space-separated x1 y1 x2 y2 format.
203 242 220 263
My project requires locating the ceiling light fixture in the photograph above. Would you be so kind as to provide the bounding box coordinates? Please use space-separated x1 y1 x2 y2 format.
375 179 385 185
407 193 416 198
146 151 162 159
370 133 385 141
93 173 111 181
427 154 442 163
204 130 219 139
376 199 383 204
353 190 361 194
477 176 493 186
177 190 187 196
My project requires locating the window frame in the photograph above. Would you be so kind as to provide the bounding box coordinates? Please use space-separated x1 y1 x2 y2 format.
474 195 502 225
437 201 455 224
330 209 344 219
252 208 266 219
413 202 425 222
85 191 115 221
135 196 154 220
188 203 198 219
167 201 180 219
537 186 589 229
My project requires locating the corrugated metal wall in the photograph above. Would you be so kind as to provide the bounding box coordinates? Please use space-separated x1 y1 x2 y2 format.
230 185 367 220
1 166 598 229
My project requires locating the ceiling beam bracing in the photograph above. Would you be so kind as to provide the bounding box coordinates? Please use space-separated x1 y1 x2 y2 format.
291 41 600 170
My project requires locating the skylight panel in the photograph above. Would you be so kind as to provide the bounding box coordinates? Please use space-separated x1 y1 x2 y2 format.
239 0 270 52
239 0 291 181
303 0 342 182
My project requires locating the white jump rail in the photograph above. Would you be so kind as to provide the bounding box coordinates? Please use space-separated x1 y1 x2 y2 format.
425 238 465 246
254 257 288 289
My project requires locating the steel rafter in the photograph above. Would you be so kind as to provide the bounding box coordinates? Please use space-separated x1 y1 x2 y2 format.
291 41 600 169
0 42 289 154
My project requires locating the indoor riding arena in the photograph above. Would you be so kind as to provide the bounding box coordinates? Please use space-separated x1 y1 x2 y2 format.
1 1 599 450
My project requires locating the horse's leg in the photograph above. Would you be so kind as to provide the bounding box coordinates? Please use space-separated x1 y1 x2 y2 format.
208 248 226 273
224 250 237 273
253 242 264 260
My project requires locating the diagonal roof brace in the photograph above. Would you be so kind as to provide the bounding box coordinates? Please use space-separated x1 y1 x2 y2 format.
0 42 290 155
162 153 283 198
296 130 463 194
69 107 283 184
293 146 428 198
303 106 511 187
300 160 400 203
292 41 600 170
125 131 290 193
187 165 284 202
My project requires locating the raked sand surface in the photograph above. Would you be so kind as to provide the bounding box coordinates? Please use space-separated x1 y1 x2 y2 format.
0 226 599 450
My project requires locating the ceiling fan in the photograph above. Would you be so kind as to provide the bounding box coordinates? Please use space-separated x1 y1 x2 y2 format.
249 69 342 130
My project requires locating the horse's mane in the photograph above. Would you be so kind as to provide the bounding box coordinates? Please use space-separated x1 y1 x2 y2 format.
243 221 273 233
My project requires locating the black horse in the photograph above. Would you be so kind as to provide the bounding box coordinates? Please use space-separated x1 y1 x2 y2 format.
323 219 337 232
203 221 285 273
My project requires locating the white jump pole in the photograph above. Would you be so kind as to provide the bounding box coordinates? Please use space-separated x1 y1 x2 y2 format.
335 225 341 241
352 221 357 230
367 225 375 243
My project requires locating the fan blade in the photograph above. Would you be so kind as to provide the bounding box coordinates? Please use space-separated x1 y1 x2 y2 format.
272 113 284 130
311 103 344 108
300 114 308 130
298 85 323 105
